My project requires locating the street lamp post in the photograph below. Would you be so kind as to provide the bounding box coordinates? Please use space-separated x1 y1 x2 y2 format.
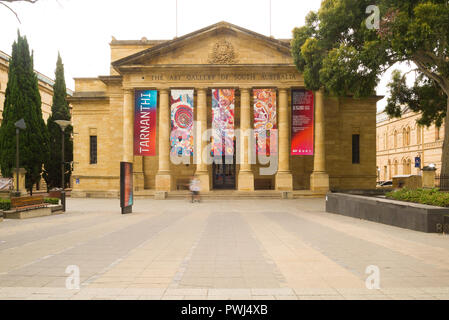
14 119 26 197
55 120 71 212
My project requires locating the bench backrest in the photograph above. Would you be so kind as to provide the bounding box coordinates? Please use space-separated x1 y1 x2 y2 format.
11 196 44 208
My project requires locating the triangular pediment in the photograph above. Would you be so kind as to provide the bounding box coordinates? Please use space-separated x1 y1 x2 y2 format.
112 22 293 69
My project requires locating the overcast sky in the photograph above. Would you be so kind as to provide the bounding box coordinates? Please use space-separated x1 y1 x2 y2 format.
0 0 413 112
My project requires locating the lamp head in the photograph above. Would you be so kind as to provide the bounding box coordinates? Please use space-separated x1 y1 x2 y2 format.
14 118 26 130
54 120 71 131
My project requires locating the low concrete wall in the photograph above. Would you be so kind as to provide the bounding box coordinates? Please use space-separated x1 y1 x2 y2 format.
326 193 449 233
4 207 52 219
0 211 3 222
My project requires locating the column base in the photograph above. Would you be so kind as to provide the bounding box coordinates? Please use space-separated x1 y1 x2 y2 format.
195 171 210 192
275 171 293 191
238 171 254 191
310 171 329 192
155 173 173 192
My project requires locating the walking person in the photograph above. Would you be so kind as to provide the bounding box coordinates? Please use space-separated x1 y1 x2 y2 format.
189 176 201 203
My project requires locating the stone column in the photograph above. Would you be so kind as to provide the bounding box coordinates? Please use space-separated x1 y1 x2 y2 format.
155 89 173 191
195 88 210 192
238 88 254 191
310 89 329 192
13 168 27 196
123 89 134 163
275 88 293 191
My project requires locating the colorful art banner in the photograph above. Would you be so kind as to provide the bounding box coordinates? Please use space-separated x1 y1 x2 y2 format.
170 90 194 156
291 89 314 155
253 89 277 155
134 90 157 156
212 89 235 156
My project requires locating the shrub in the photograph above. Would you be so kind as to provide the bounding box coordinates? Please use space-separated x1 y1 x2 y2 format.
0 199 11 211
386 188 449 207
44 198 59 205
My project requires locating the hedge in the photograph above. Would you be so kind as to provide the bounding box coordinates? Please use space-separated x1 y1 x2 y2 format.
44 198 59 205
0 198 59 211
386 188 449 207
0 199 11 211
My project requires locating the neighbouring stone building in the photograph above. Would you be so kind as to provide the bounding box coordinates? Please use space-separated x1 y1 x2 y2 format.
376 107 445 181
69 22 381 198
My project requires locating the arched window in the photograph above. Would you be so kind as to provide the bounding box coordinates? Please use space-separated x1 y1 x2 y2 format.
394 160 398 176
394 130 398 148
384 132 388 150
402 159 407 174
417 125 422 144
388 160 391 180
406 127 411 146
402 128 407 146
435 126 441 141
407 159 412 175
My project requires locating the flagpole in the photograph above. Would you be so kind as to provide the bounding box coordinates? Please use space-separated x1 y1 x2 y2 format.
269 0 272 37
176 0 178 38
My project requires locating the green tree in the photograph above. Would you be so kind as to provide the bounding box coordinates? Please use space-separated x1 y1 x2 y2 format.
291 0 449 177
0 31 49 194
43 53 72 190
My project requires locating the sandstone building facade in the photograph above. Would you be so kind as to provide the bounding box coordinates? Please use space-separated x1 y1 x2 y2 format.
376 108 445 181
70 22 380 197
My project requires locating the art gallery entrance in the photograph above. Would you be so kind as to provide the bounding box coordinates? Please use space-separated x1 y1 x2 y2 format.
212 140 236 190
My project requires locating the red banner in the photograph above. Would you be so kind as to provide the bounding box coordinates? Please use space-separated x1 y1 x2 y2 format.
291 90 314 155
134 90 157 156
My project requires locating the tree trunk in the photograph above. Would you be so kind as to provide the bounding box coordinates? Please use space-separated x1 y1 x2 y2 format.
441 96 449 190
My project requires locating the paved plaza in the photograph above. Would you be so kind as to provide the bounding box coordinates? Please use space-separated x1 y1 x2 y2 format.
1 198 449 300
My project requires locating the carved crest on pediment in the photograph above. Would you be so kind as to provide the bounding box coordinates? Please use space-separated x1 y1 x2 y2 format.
208 39 238 64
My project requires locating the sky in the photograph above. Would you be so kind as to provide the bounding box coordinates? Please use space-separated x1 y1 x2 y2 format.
0 0 414 112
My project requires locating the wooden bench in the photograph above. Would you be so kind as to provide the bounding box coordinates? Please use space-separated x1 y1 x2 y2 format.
11 196 48 212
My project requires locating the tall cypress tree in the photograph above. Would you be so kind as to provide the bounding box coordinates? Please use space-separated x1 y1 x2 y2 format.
0 32 49 194
43 53 72 190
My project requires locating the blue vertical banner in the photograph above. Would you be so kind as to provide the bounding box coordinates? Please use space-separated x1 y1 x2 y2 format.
134 90 157 156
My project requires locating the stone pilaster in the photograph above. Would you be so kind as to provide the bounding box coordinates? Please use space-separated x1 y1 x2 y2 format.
195 88 210 192
310 89 329 192
123 89 134 163
155 89 173 191
237 87 254 191
275 88 293 191
133 156 145 191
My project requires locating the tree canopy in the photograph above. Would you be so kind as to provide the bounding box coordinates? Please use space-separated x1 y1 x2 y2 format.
0 31 49 193
43 53 73 190
291 0 449 176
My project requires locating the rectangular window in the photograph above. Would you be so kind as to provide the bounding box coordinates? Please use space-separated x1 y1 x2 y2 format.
352 134 360 164
90 136 97 164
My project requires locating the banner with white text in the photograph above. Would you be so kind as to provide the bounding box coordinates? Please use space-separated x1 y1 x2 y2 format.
134 90 157 156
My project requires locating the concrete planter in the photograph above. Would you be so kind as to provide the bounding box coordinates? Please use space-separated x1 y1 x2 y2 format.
326 193 449 233
4 207 52 219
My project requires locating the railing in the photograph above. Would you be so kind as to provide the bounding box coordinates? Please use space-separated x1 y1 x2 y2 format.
435 175 449 191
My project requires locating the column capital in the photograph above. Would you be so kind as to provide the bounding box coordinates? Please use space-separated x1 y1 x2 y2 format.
239 87 251 94
278 87 289 93
123 88 134 93
159 88 170 95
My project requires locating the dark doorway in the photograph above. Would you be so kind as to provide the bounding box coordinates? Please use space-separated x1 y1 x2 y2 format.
212 139 236 190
